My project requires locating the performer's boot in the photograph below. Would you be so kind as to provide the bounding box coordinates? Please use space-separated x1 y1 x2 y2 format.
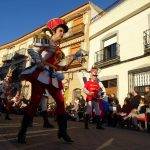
42 111 54 128
95 115 105 129
5 112 11 120
28 118 33 127
84 114 89 129
17 114 31 144
57 114 73 142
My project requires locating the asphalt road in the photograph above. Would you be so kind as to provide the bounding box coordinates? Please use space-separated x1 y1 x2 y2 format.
0 114 150 150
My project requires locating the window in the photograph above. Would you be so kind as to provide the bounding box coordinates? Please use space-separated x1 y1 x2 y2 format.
103 36 117 60
44 39 49 44
134 71 150 95
134 71 150 87
35 38 40 43
129 69 150 95
104 43 117 60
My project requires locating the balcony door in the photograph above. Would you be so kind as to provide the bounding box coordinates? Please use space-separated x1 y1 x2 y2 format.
103 36 117 61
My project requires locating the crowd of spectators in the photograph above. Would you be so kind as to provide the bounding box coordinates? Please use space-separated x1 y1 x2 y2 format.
1 83 150 133
65 86 150 132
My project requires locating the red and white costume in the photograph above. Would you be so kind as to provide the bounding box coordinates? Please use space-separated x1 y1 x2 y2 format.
18 18 73 144
83 80 102 115
20 41 65 118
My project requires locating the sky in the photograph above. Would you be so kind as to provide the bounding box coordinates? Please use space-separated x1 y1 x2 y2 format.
0 0 119 46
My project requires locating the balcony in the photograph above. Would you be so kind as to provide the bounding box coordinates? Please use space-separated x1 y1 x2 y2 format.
95 43 120 67
143 29 150 53
65 54 82 69
62 23 85 41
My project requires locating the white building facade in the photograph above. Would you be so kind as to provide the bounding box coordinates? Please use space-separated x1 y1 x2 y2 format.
89 0 150 105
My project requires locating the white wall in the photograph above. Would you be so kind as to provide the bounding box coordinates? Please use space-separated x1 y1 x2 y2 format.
119 8 150 60
89 7 150 67
89 0 150 105
98 56 150 105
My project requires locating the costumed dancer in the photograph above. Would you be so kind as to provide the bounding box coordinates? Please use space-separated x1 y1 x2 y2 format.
83 66 104 129
28 36 55 129
18 18 73 144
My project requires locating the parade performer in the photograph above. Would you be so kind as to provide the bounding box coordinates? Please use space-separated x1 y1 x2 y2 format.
83 66 104 129
18 18 74 144
0 68 21 120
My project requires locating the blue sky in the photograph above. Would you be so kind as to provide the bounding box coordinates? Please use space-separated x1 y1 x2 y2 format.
0 0 118 46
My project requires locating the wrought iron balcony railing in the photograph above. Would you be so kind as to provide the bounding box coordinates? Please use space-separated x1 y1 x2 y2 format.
63 23 84 40
143 29 150 51
95 43 120 67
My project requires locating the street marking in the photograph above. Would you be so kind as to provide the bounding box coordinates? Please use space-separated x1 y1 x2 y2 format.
0 127 79 142
95 138 114 150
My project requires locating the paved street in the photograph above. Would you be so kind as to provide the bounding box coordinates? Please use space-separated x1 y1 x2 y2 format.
0 114 150 150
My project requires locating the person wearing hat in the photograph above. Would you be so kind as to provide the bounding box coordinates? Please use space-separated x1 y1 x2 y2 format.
18 18 73 144
83 66 104 129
